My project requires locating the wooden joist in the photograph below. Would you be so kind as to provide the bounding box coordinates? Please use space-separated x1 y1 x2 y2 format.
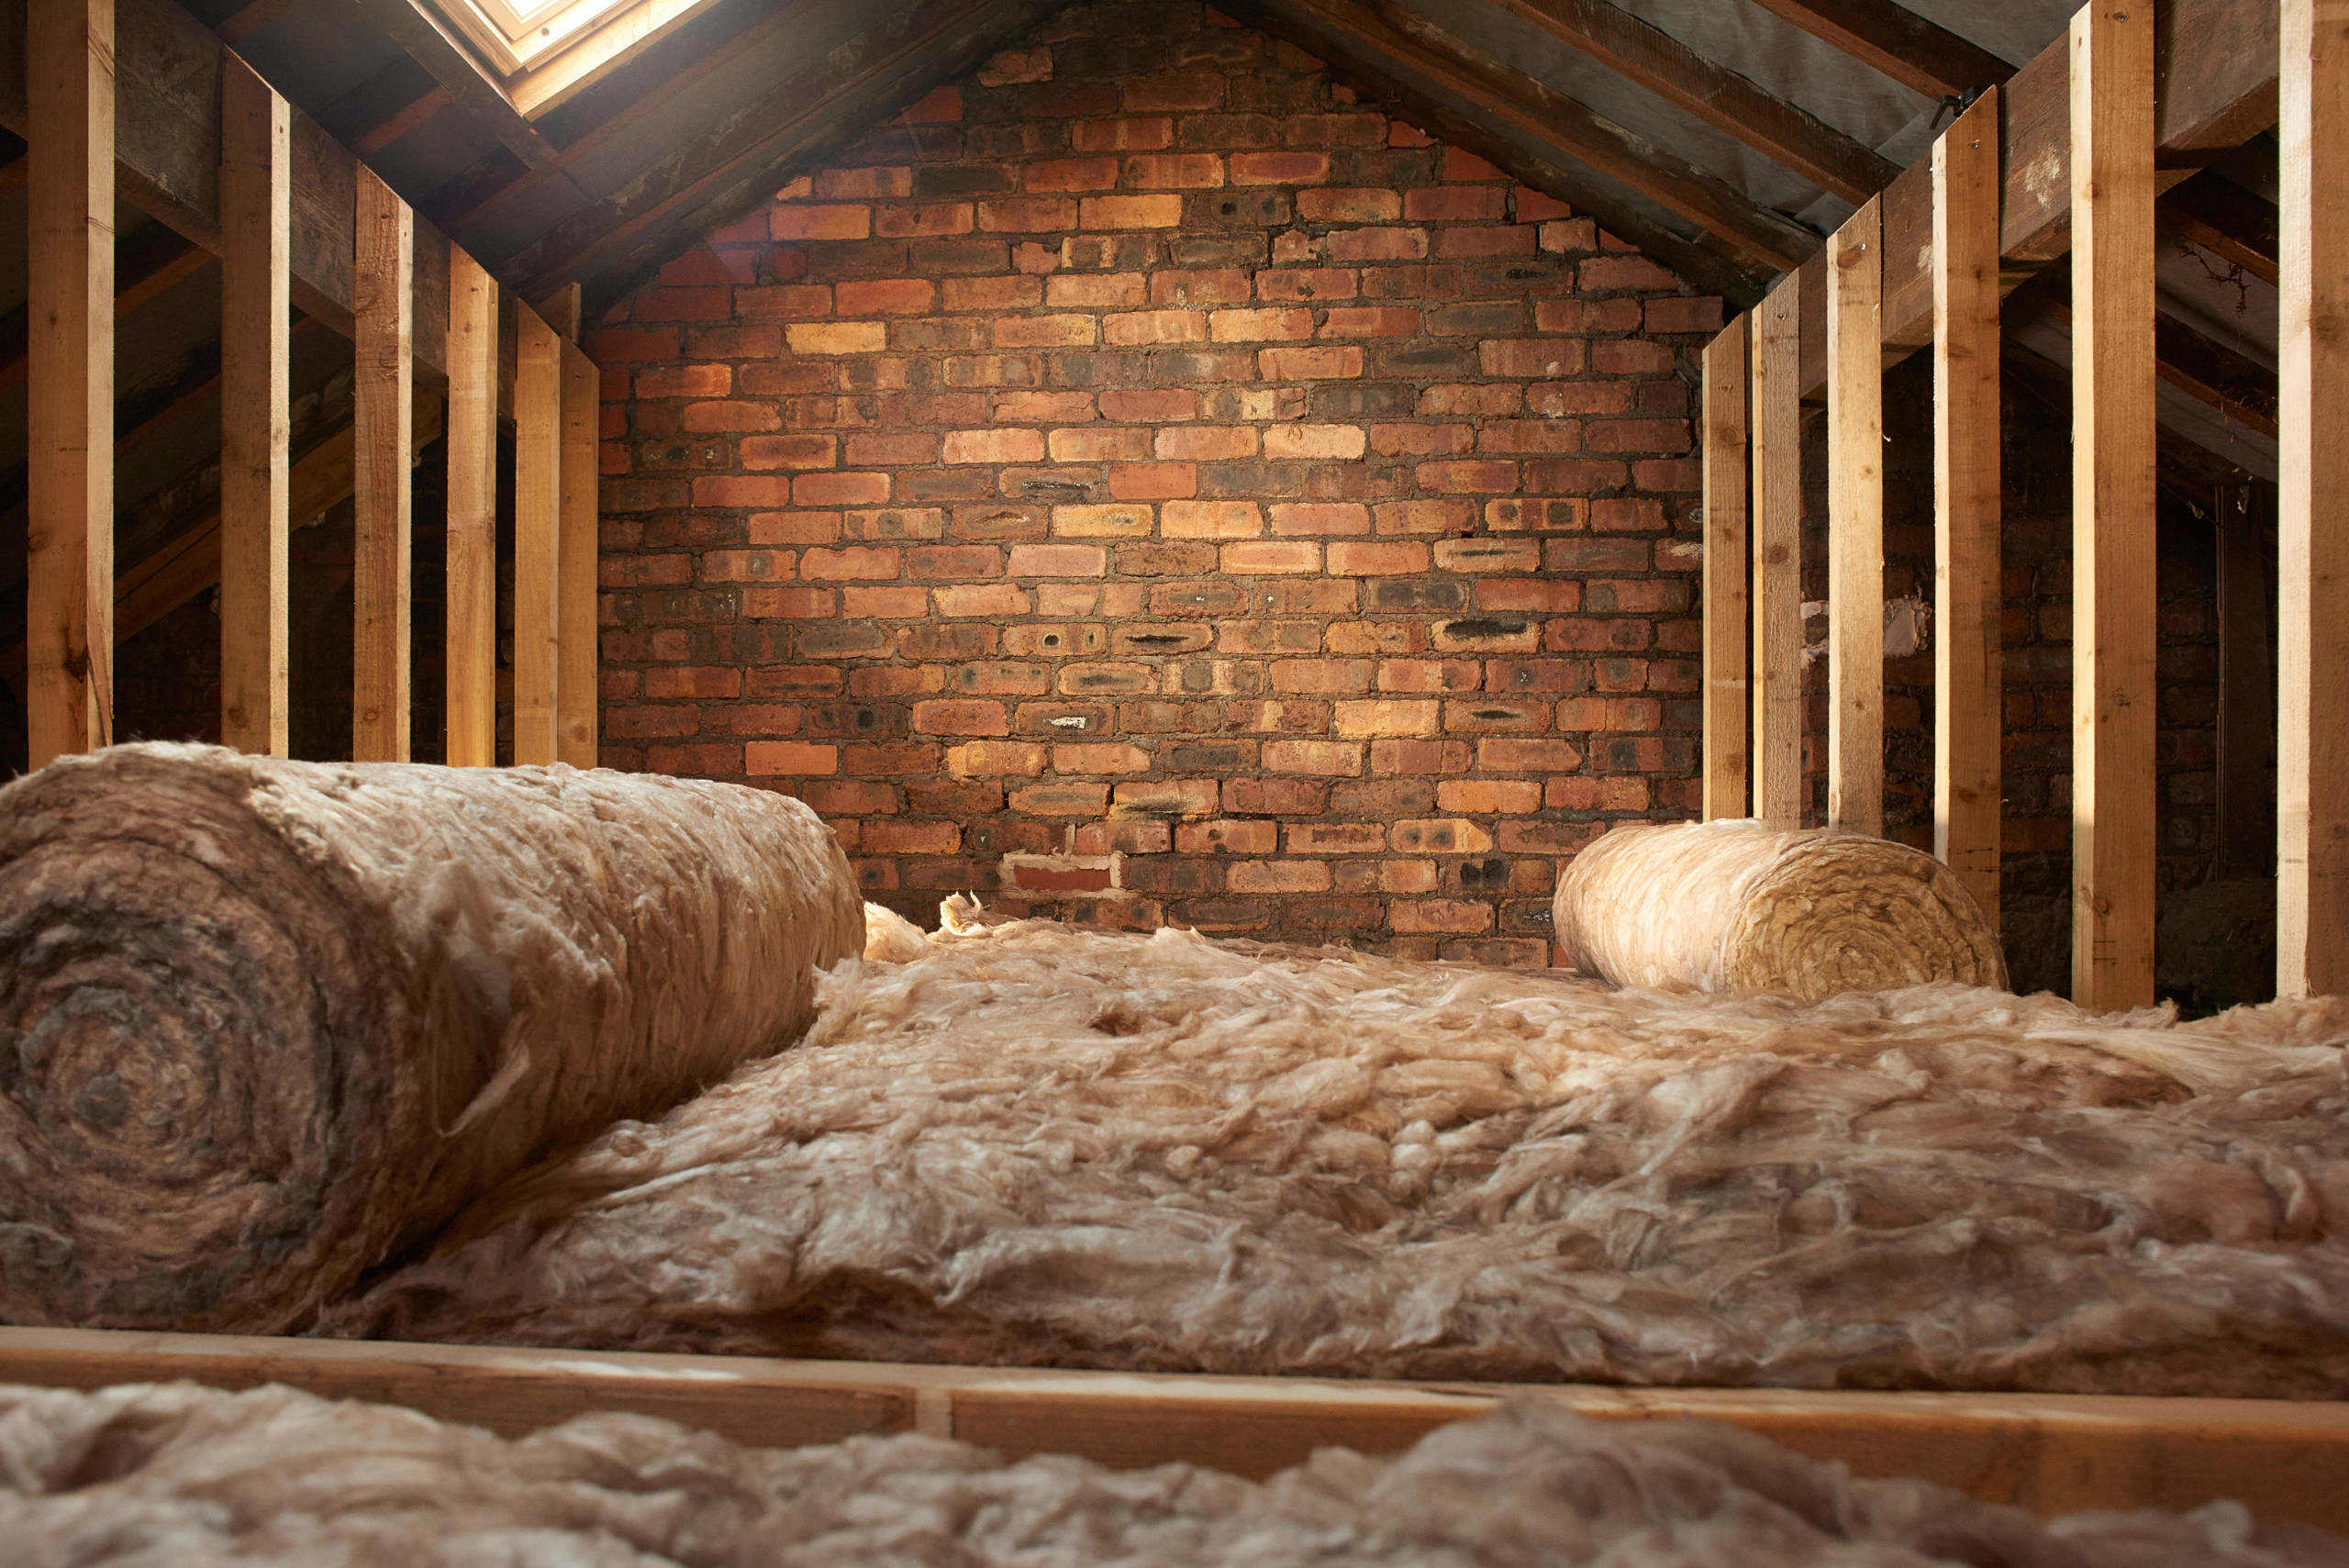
2067 2 2158 1011
1750 273 1804 828
1825 196 1882 838
558 339 602 770
1742 0 2013 101
3 1328 2347 1535
23 0 116 769
352 164 414 764
0 0 452 378
512 306 563 768
2278 0 2349 998
446 247 500 770
1932 90 2004 927
217 54 290 758
1700 318 1750 822
1485 0 1898 204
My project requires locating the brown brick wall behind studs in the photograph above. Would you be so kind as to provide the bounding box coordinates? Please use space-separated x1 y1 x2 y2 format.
591 2 1719 961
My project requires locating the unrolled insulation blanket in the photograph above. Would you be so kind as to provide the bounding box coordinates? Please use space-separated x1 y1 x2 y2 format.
5 1382 2343 1567
1553 820 2008 998
0 742 863 1335
328 911 2349 1398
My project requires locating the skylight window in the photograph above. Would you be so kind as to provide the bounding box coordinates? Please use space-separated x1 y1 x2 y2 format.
428 0 722 116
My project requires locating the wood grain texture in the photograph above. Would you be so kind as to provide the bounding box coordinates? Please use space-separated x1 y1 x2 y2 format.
1934 90 2004 926
513 307 562 768
23 0 114 769
353 165 413 764
2278 0 2349 998
217 55 289 758
1826 196 1883 837
1701 318 1750 821
445 247 499 769
558 339 601 771
1741 0 2013 100
2069 3 2158 1009
1751 274 1805 828
1487 0 1897 203
6 1328 2346 1532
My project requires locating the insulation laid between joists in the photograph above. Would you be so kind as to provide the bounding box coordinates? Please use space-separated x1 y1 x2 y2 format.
0 743 863 1334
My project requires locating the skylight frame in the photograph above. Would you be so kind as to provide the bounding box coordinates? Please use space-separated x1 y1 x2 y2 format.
431 0 659 75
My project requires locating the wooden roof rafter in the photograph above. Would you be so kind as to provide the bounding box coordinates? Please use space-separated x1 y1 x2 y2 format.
1484 0 1899 206
1742 0 2015 102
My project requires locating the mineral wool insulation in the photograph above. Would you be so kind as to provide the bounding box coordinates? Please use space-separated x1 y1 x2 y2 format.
4 1383 2342 1567
329 907 2349 1397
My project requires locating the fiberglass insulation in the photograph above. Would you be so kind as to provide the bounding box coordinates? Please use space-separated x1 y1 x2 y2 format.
0 743 863 1335
326 908 2349 1397
2 1381 2343 1568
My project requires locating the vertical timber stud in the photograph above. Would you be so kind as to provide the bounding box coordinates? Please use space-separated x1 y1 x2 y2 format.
1827 196 1884 836
1934 89 2004 925
25 0 114 767
218 56 291 756
1701 317 1751 819
352 166 414 762
513 308 562 766
2069 3 2157 1008
1751 272 1804 828
445 248 498 767
2279 0 2349 996
557 339 600 769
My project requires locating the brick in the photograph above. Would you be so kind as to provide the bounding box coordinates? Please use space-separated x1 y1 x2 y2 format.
1438 227 1537 259
1259 346 1363 379
1124 153 1226 188
1074 116 1174 150
1405 185 1508 222
907 544 1004 579
1053 742 1152 773
745 740 838 774
743 585 834 617
1256 267 1358 301
772 205 871 240
1108 462 1196 500
635 364 731 398
1150 269 1252 306
841 585 929 617
1228 860 1330 893
1046 271 1148 307
942 428 1047 464
1011 782 1114 815
1586 417 1692 453
1053 504 1154 537
864 821 962 855
1162 499 1262 537
1268 502 1369 536
1268 659 1373 694
874 202 975 238
797 545 900 580
1220 540 1319 573
693 475 796 508
843 432 939 466
1415 461 1520 494
1483 738 1583 772
1082 194 1185 228
1155 425 1257 461
1026 156 1122 192
1103 308 1208 345
1437 780 1542 814
1326 227 1428 261
945 740 1047 776
977 197 1079 231
1209 306 1314 341
739 433 837 471
994 390 1096 422
1479 338 1583 377
794 472 892 506
786 321 888 355
1230 150 1330 184
1433 538 1542 573
1374 498 1480 536
1580 254 1681 291
936 584 1033 617
911 699 1009 736
1391 817 1495 853
1175 818 1279 853
1049 426 1153 461
1333 698 1438 737
1296 187 1398 222
647 743 743 776
1327 541 1428 575
698 550 791 582
995 314 1097 348
1377 658 1480 693
1008 543 1108 576
1263 423 1365 459
1318 306 1419 338
1264 740 1363 775
1062 662 1157 695
835 277 937 316
1111 778 1220 816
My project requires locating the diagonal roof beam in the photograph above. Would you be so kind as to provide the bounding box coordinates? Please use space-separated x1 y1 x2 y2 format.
345 0 561 171
2157 171 2279 285
1742 0 2013 101
1486 0 1898 205
1254 0 1820 275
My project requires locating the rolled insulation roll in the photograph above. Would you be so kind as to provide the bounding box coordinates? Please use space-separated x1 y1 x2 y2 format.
1553 819 2006 998
0 742 861 1334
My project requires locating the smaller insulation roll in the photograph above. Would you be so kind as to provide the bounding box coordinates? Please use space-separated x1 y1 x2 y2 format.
1552 819 2007 999
0 743 863 1334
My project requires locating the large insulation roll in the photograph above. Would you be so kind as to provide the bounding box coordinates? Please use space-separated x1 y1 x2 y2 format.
0 742 862 1334
1553 819 2006 998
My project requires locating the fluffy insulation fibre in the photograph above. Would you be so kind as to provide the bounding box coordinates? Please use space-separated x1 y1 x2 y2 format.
1553 820 2008 999
0 743 863 1335
328 909 2349 1398
3 1381 2343 1568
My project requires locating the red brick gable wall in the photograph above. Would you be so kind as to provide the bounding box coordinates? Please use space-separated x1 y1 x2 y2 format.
590 3 1722 961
